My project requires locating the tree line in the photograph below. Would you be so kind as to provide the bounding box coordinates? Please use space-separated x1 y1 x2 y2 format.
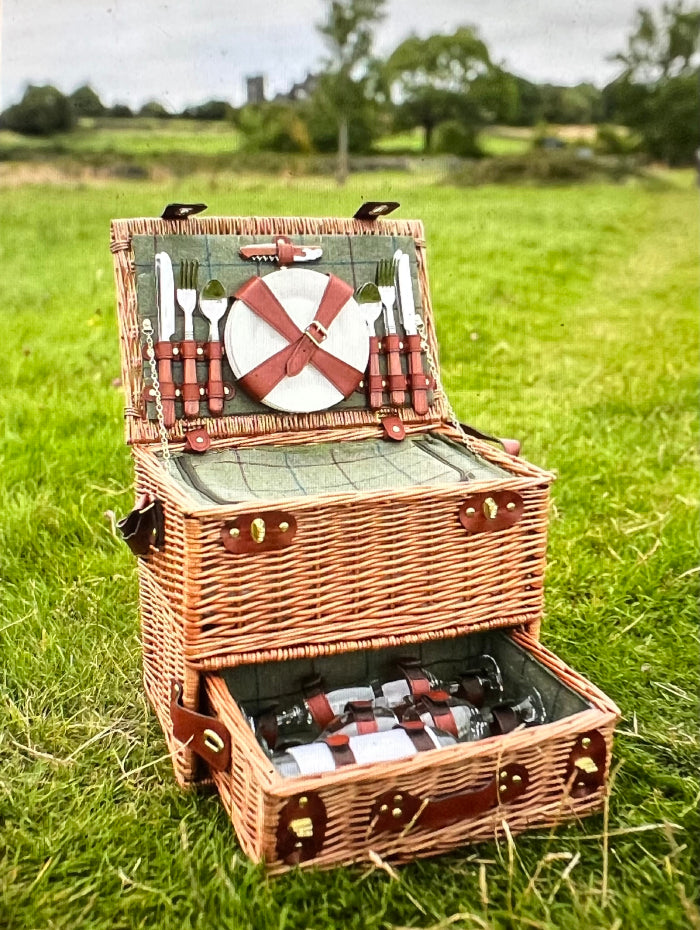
1 1 697 167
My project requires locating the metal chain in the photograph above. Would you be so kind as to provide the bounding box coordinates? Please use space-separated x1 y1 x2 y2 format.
142 319 171 465
415 314 470 444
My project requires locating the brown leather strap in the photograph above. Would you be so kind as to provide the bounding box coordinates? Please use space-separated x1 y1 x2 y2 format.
324 733 356 767
397 659 431 697
367 335 384 408
204 341 224 415
399 720 436 752
404 334 428 415
235 276 361 400
305 691 336 730
371 763 530 835
117 494 164 557
153 341 176 427
170 682 231 771
490 704 519 735
418 691 458 738
382 334 405 405
458 675 486 708
180 339 200 417
285 275 354 376
344 700 378 735
381 415 405 441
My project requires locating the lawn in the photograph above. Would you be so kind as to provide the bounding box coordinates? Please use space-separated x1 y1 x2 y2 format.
0 169 697 929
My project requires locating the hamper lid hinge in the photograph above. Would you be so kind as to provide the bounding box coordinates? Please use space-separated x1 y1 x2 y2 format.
170 681 231 771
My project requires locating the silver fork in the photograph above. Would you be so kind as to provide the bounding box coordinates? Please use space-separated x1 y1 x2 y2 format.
376 257 404 406
176 259 200 416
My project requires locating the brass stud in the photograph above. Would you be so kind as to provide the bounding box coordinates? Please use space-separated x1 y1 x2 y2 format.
175 389 182 397
582 737 591 749
197 346 204 356
392 425 401 434
399 341 404 350
279 521 290 533
295 841 303 849
199 387 206 396
466 507 476 516
298 796 308 808
499 784 508 793
379 804 389 814
512 774 522 783
250 518 266 544
195 435 205 444
392 807 402 818
483 497 498 519
224 386 231 396
359 380 364 388
425 377 430 385
229 527 240 538
506 501 516 511
393 794 402 803
382 380 386 387
500 770 508 780
172 346 180 356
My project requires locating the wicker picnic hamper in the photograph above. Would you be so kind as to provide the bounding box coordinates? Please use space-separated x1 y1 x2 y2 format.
111 203 620 872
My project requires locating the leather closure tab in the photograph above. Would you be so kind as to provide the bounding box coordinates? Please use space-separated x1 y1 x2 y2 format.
459 490 524 534
161 202 207 220
381 416 405 442
184 428 211 453
324 733 357 766
277 793 327 865
117 493 164 557
565 730 607 798
370 762 529 835
353 201 400 221
169 682 230 772
221 511 297 554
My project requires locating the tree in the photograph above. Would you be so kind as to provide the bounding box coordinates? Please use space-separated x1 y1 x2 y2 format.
385 28 516 153
316 0 387 182
608 2 700 164
181 100 234 120
69 85 105 118
0 85 75 136
138 100 170 118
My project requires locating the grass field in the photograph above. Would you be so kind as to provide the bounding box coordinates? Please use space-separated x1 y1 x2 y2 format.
0 168 697 929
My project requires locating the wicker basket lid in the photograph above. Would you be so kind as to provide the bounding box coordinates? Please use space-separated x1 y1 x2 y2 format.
110 211 448 447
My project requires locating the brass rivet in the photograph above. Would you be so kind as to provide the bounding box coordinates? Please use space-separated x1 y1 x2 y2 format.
195 436 204 444
172 346 180 356
483 497 498 519
175 389 181 397
582 737 591 749
398 341 404 350
224 386 231 395
295 841 303 849
279 521 290 533
197 347 204 356
229 527 240 538
381 380 386 387
466 507 476 516
298 796 308 808
500 770 508 780
392 807 402 818
203 729 225 753
499 784 508 793
379 803 388 813
378 342 382 351
251 517 266 544
359 380 364 388
392 426 401 434
506 501 516 511
425 378 430 385
199 387 206 396
512 774 522 783
393 794 402 803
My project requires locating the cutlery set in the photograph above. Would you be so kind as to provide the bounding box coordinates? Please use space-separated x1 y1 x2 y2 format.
151 252 231 426
147 246 432 425
361 251 431 415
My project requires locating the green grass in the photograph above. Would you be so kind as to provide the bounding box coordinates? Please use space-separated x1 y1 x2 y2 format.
0 171 697 929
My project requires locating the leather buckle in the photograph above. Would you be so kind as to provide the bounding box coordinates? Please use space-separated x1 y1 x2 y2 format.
303 320 328 347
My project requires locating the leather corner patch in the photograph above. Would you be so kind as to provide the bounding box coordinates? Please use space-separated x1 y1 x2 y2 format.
565 730 607 798
277 793 327 864
459 491 524 534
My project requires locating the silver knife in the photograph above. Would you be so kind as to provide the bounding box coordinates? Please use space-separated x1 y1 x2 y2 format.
155 252 176 343
393 249 429 414
393 249 418 335
154 252 176 426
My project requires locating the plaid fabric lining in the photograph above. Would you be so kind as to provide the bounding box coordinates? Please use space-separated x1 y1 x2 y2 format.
167 434 507 504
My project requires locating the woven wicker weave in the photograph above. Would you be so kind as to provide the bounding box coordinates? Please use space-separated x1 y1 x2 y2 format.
111 209 618 865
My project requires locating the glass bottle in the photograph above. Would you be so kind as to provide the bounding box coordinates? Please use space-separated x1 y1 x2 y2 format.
400 689 490 742
319 701 399 739
487 687 547 735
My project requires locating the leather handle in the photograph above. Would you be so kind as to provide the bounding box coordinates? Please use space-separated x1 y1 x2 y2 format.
405 334 428 415
371 763 529 835
180 340 200 417
206 342 224 415
368 335 383 409
383 334 405 406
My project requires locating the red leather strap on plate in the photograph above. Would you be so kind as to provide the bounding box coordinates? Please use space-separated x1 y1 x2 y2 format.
235 275 361 400
305 691 336 730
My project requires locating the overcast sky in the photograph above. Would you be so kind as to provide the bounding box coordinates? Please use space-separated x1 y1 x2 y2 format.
1 0 665 111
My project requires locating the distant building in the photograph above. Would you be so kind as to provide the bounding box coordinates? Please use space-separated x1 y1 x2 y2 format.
273 73 319 103
246 76 265 105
